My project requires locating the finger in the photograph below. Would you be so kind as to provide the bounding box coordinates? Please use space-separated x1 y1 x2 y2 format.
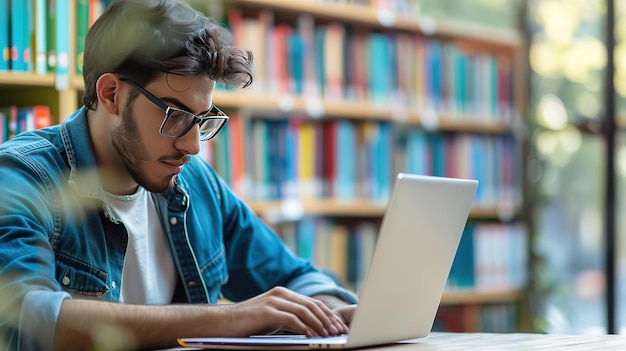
266 288 346 336
283 293 345 335
268 296 332 336
300 297 349 334
307 299 349 334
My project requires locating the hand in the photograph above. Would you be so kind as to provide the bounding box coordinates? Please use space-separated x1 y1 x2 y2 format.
332 304 357 326
311 294 358 326
220 287 349 337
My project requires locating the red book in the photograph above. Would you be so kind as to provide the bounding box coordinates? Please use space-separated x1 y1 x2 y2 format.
228 114 245 196
33 105 53 129
271 24 291 94
322 120 336 197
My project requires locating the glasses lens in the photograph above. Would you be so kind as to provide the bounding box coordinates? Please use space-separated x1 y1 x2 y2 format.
199 118 225 140
162 108 195 138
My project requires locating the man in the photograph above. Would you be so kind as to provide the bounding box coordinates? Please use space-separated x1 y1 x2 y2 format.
0 1 357 350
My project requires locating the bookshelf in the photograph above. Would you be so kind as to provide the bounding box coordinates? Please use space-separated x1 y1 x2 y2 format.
0 0 530 333
214 0 529 333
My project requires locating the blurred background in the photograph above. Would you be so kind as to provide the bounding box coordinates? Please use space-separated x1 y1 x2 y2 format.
3 0 626 337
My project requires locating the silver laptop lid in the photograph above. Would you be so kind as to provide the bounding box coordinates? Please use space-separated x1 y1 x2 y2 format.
346 173 478 348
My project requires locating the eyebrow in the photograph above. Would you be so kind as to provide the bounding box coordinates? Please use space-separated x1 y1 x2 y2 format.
161 96 212 116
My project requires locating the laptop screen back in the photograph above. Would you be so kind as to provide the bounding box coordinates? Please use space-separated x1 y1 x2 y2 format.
345 173 478 348
178 173 478 350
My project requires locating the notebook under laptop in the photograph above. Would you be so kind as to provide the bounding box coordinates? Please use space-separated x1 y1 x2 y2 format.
178 173 479 350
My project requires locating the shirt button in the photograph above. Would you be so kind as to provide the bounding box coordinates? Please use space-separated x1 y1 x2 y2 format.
62 277 70 286
111 281 117 289
170 217 178 225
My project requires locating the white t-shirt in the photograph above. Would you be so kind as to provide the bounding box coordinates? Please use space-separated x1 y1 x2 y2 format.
104 187 177 305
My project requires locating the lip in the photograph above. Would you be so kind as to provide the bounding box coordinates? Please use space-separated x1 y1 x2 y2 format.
162 161 185 175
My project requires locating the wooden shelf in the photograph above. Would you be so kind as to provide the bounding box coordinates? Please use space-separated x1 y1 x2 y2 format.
441 288 525 305
213 90 513 134
226 0 522 49
0 72 56 87
247 198 387 218
64 84 514 134
246 198 518 220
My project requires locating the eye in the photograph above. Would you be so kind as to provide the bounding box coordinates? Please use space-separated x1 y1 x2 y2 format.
164 109 193 134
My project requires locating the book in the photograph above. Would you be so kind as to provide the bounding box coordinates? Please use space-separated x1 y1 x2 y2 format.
0 0 9 71
0 106 7 142
10 0 33 72
76 0 90 75
16 105 52 134
47 0 57 72
55 0 70 89
34 0 48 74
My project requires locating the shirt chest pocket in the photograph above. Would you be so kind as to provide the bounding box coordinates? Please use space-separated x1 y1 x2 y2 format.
55 254 110 299
199 249 228 304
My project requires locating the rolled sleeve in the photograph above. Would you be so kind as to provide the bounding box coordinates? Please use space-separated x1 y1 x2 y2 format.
18 290 71 351
286 272 358 304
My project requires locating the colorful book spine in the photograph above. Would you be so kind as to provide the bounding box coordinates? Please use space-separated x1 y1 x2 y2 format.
334 120 356 200
0 106 7 142
47 0 57 72
35 0 48 74
55 0 70 89
76 0 90 75
0 0 9 71
10 0 32 72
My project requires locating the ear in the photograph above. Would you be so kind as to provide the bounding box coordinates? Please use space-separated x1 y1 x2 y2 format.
95 73 123 115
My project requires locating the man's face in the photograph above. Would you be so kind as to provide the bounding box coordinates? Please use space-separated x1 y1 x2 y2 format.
112 73 216 194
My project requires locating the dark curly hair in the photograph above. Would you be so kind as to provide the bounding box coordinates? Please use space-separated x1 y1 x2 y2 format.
82 0 253 109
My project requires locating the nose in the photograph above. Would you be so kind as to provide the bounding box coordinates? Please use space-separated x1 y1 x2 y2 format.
174 123 201 156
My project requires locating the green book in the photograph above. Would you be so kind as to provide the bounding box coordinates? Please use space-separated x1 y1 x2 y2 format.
76 0 89 75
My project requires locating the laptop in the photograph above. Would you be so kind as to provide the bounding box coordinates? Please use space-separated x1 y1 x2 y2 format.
178 173 479 350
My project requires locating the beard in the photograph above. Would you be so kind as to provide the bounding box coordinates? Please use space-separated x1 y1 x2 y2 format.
111 103 178 194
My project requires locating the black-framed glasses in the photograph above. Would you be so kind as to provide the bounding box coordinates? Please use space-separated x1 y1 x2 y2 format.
120 78 228 141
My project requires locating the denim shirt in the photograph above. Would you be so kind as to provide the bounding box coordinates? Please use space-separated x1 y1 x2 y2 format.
0 107 357 351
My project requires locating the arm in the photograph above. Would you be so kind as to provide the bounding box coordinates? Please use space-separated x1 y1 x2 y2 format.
188 164 358 305
54 286 348 351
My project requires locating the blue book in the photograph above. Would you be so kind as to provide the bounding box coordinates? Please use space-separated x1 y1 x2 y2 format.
489 56 499 118
287 31 304 95
368 34 390 107
297 217 317 261
385 32 397 104
471 135 486 203
364 122 379 200
428 40 442 110
285 118 299 198
55 0 70 88
465 56 477 115
275 119 289 199
35 0 48 74
430 134 446 177
449 224 475 288
378 122 392 201
0 0 8 71
16 107 34 135
314 27 325 97
454 49 467 115
334 120 356 200
406 129 428 175
10 0 31 71
212 123 230 184
250 119 270 200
